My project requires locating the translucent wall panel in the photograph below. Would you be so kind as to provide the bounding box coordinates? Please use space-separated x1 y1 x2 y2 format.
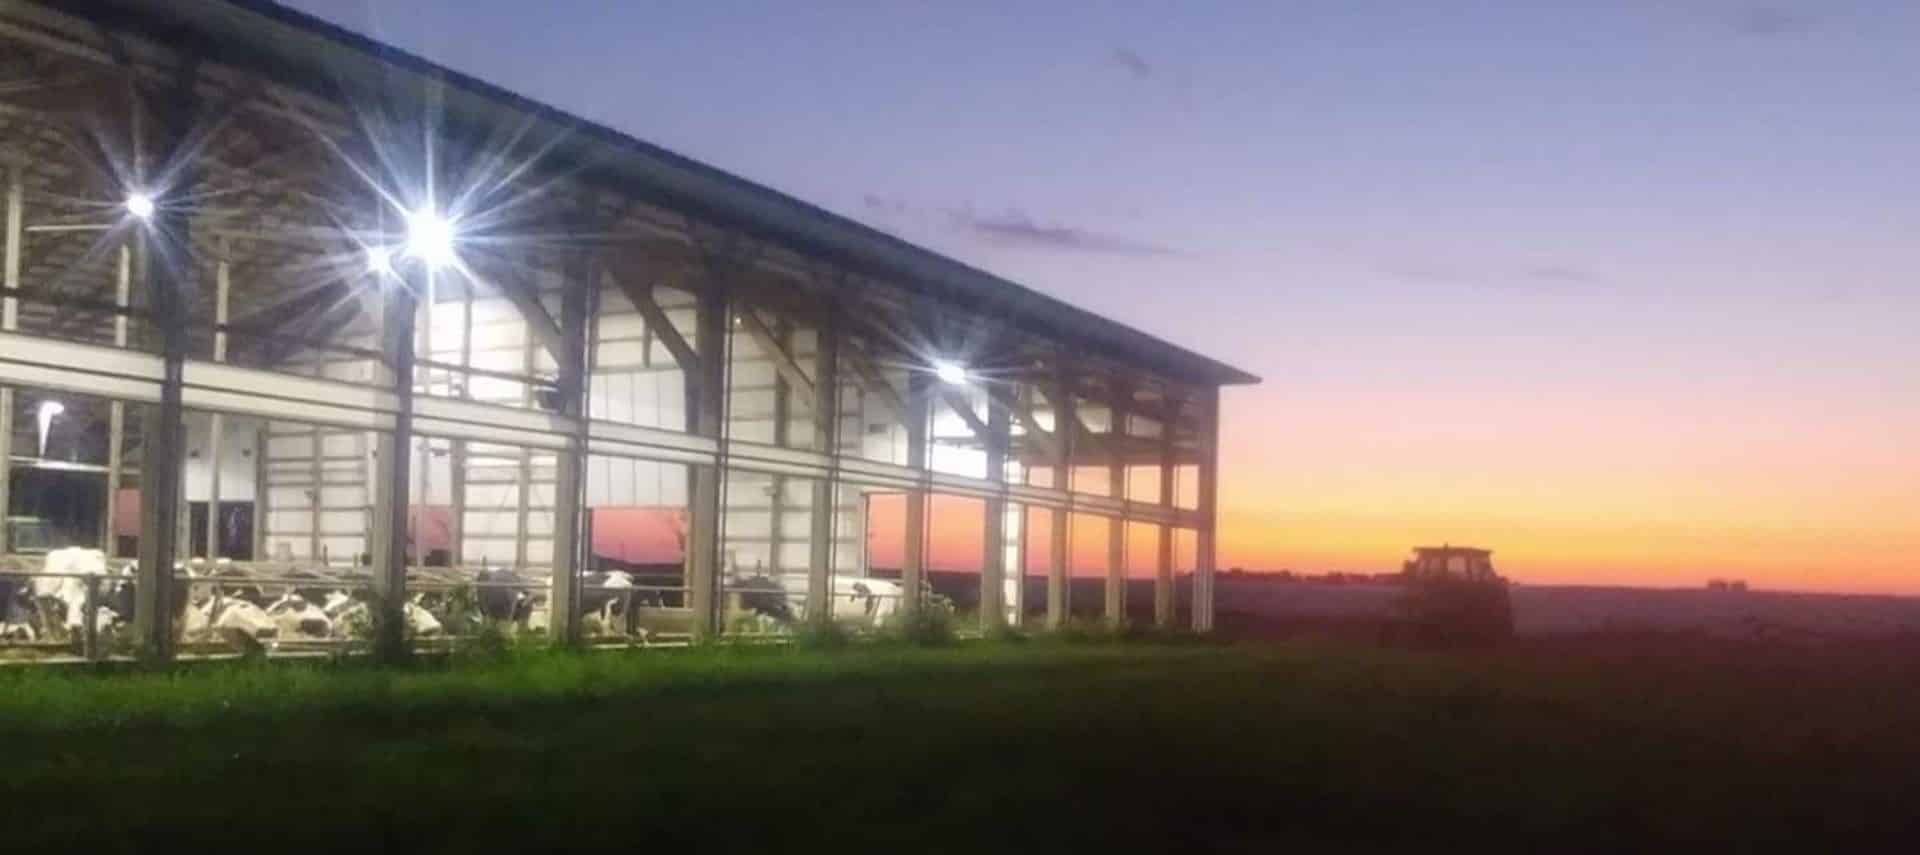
589 284 692 431
261 422 373 566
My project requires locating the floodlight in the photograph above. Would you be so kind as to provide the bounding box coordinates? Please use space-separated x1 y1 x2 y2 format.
934 361 969 385
366 245 396 277
404 208 456 269
125 193 155 220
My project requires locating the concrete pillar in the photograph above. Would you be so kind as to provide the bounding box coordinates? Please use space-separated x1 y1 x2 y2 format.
368 276 417 662
686 283 727 640
981 391 1009 632
1194 386 1220 632
807 311 839 626
547 252 594 645
134 229 185 662
1155 399 1182 628
901 371 931 616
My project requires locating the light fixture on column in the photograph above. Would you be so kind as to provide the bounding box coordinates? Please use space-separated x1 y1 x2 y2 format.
934 360 969 385
125 192 156 221
366 245 396 277
404 208 457 269
35 400 64 458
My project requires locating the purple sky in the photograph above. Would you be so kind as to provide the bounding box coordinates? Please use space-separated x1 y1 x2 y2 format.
284 0 1920 591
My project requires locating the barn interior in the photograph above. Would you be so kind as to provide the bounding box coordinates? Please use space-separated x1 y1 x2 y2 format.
0 0 1252 661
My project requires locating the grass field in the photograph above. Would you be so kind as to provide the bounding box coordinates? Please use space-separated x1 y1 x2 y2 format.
3 636 1917 850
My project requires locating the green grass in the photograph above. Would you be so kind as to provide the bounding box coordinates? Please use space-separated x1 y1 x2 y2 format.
2 638 1918 850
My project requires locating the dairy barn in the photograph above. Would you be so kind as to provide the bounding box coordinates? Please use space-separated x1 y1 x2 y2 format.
0 0 1257 662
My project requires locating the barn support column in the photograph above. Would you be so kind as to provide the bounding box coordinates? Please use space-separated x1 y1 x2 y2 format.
1105 386 1128 628
767 319 791 575
901 370 931 616
103 247 130 554
980 392 1009 633
0 163 18 554
252 424 269 561
514 334 534 569
134 229 186 662
806 310 840 627
1194 386 1220 633
205 239 231 560
447 289 472 565
547 251 594 646
1155 399 1182 628
686 281 728 641
1046 361 1075 630
368 274 419 663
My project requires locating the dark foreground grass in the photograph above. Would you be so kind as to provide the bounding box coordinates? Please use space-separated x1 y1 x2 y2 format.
4 638 1919 851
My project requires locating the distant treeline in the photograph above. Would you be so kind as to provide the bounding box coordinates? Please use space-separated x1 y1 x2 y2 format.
1223 569 1404 585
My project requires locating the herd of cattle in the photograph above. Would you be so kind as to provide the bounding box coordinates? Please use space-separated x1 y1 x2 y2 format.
0 547 908 650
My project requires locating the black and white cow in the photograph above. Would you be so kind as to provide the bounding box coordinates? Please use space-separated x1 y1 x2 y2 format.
475 568 533 623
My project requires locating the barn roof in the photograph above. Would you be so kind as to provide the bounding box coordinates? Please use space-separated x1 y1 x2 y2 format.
60 0 1261 388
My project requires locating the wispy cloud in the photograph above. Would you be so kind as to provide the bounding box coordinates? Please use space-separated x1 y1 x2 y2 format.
1378 259 1602 290
1524 266 1597 284
1109 47 1153 80
859 194 1177 257
954 209 1176 256
1725 6 1819 38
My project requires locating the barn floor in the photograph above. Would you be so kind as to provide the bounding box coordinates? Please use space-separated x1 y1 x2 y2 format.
2 639 1918 849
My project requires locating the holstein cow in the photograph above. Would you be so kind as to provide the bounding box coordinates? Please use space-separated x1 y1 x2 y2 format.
475 568 533 623
263 593 332 639
183 595 280 641
731 573 794 630
580 570 635 632
0 567 35 641
109 561 195 633
34 547 122 636
777 574 903 626
323 592 443 640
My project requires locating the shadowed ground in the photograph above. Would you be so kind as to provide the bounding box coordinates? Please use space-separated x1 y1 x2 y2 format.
2 639 1917 850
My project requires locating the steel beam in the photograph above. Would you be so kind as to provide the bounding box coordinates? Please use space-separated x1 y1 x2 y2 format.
0 164 20 554
807 310 839 626
1105 384 1128 627
1155 400 1182 628
901 370 931 616
767 319 790 573
686 280 727 640
547 249 594 645
368 277 417 662
133 229 184 661
205 240 230 560
1046 360 1075 630
739 307 817 418
981 392 1009 632
1194 386 1220 632
607 271 697 371
102 246 130 554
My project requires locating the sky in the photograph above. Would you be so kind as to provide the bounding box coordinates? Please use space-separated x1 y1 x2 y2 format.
286 0 1920 594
